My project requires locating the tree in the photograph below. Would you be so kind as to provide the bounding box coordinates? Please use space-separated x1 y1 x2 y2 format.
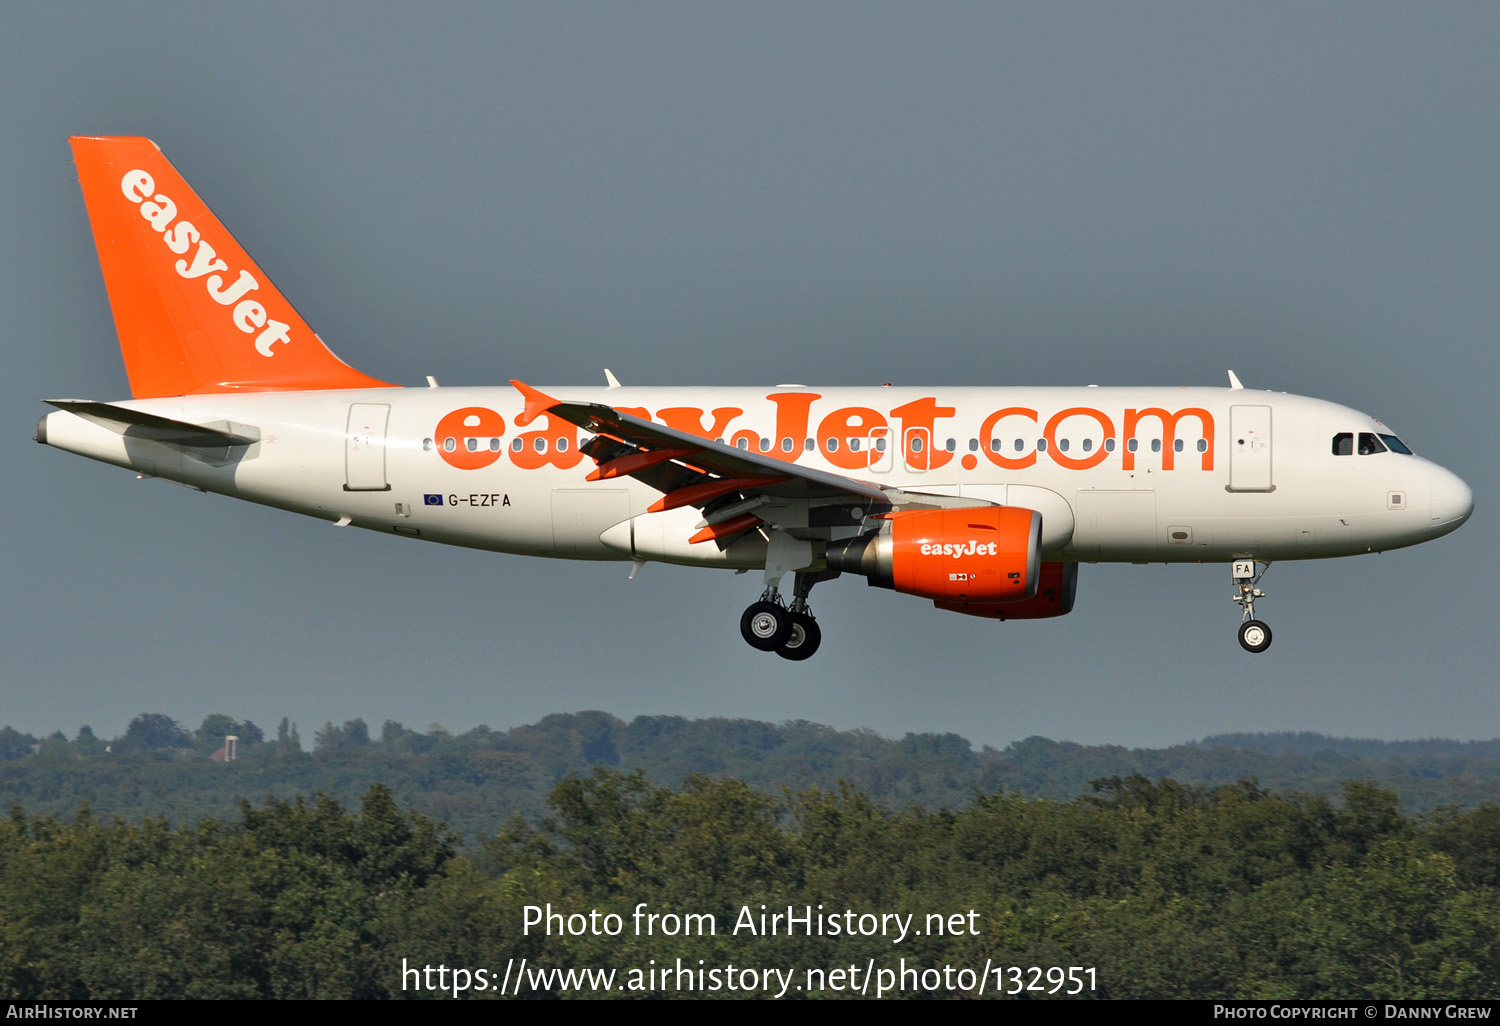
120 714 190 752
0 726 37 761
196 714 239 753
73 726 106 757
314 719 371 754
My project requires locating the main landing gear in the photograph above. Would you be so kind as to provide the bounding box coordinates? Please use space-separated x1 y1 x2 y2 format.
740 570 832 661
1232 560 1272 653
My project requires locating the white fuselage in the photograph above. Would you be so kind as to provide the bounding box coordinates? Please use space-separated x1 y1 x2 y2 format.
40 384 1472 571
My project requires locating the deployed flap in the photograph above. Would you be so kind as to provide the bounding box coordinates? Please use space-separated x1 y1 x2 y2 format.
44 399 257 448
70 136 394 397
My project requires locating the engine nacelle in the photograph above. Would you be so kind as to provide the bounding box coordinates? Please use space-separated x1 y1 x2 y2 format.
933 561 1079 619
826 506 1041 604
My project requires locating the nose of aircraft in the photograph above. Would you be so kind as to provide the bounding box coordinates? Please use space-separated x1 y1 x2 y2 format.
1429 466 1474 536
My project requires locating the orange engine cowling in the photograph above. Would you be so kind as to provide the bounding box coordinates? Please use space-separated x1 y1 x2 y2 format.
825 506 1041 604
934 561 1079 619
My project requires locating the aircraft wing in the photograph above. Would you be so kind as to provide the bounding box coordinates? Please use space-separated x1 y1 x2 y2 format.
512 380 896 544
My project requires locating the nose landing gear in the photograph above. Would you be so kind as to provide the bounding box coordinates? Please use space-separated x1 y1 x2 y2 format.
1232 560 1272 653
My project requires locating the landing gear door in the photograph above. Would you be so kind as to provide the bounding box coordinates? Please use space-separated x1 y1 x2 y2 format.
1228 405 1273 492
345 403 391 491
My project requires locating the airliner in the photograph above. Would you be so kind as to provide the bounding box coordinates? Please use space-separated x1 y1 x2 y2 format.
38 137 1473 660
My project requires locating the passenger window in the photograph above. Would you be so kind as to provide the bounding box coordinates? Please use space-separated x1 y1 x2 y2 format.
1332 433 1353 456
758 437 770 452
968 438 979 452
1081 438 1093 452
1151 439 1162 453
1173 439 1184 453
511 438 523 452
875 438 886 452
1105 438 1116 452
910 436 923 453
489 438 501 452
1127 439 1138 453
848 438 861 452
804 438 815 452
423 438 434 452
1037 438 1047 452
534 437 547 453
443 437 456 452
944 438 956 452
1058 438 1070 452
1196 438 1207 453
1358 433 1387 455
557 437 569 452
739 437 752 450
781 437 794 453
466 438 478 452
1014 439 1024 452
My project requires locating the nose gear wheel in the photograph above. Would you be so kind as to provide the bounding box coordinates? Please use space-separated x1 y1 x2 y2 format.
1238 619 1272 653
1231 561 1273 654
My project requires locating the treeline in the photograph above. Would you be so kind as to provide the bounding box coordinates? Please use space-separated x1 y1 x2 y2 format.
4 713 1500 841
2 773 1498 999
1203 731 1500 762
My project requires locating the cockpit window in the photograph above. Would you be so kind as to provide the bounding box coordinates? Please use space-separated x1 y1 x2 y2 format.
1358 432 1387 455
1379 433 1413 455
1332 433 1353 456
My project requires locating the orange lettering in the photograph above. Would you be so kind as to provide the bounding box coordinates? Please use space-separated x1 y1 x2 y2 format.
1044 407 1114 470
816 407 886 470
891 397 956 470
1122 408 1214 471
765 392 821 462
979 407 1038 470
509 411 585 470
656 406 743 440
435 407 506 470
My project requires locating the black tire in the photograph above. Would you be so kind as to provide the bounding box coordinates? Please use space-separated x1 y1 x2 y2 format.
741 601 791 651
777 613 822 661
1238 619 1272 653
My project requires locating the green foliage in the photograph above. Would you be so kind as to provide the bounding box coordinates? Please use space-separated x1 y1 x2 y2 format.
2 774 1500 999
195 714 240 754
0 786 462 999
119 714 190 752
4 714 1500 855
314 718 371 753
0 727 37 761
72 726 106 758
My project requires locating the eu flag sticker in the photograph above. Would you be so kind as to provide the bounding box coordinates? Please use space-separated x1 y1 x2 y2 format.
424 493 444 506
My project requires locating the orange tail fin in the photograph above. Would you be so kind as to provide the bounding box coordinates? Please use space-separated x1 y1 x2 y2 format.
70 137 394 397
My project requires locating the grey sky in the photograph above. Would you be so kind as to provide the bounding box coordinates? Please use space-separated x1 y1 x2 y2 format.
2 4 1494 749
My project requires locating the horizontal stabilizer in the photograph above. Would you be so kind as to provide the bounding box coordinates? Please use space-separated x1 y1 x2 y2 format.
44 399 257 448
